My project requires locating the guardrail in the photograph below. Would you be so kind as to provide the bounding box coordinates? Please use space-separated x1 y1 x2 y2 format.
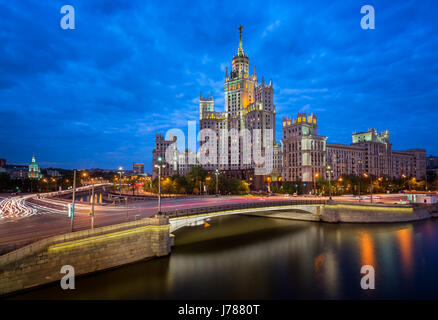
107 193 209 202
165 199 327 219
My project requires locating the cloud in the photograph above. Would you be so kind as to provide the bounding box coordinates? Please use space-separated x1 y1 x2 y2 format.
262 20 281 37
0 0 437 172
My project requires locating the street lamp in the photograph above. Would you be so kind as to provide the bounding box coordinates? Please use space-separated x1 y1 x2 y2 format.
51 177 57 192
82 171 88 188
90 180 95 230
215 168 219 196
327 166 333 200
358 159 362 202
118 167 124 197
314 172 319 196
154 157 166 214
70 170 77 232
363 173 373 203
267 176 272 193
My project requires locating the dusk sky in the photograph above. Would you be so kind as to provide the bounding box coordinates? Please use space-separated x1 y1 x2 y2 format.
1 0 437 173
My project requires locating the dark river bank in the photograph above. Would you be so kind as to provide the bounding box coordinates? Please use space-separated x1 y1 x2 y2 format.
9 214 438 299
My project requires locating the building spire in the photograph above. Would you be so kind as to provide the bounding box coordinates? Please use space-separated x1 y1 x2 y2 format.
237 25 244 56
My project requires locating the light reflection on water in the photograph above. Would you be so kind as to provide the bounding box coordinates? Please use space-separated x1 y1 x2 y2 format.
9 214 438 299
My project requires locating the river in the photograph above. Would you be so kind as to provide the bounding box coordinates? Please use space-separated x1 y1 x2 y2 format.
10 214 438 299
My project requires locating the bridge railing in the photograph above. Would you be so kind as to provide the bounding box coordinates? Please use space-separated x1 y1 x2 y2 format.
165 199 326 219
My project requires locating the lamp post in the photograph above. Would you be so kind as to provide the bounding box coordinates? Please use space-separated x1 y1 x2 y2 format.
337 177 344 196
364 173 373 203
125 197 128 221
51 178 57 192
314 172 319 196
118 167 124 197
90 181 95 230
358 159 362 202
215 168 219 196
401 174 407 192
154 157 166 214
327 166 332 200
71 170 76 232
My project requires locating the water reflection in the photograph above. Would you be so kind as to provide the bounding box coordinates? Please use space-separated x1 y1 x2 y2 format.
396 227 414 274
359 231 375 267
9 215 438 300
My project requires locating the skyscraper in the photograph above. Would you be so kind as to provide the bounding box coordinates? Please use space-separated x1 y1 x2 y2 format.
198 26 280 187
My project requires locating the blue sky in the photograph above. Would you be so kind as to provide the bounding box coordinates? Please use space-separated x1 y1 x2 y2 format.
1 0 437 173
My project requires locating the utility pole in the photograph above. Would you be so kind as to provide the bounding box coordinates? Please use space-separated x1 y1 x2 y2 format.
71 169 76 232
370 175 373 203
91 182 95 230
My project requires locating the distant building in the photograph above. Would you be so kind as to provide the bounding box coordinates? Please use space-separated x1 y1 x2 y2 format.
10 165 28 179
427 155 438 169
46 169 61 177
28 155 42 179
0 159 5 168
133 163 144 175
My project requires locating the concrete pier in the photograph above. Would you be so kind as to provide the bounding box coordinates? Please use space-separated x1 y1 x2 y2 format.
0 216 170 296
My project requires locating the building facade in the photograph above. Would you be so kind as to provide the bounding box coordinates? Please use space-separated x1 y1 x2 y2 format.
133 163 144 175
282 113 326 182
282 117 426 183
151 134 177 179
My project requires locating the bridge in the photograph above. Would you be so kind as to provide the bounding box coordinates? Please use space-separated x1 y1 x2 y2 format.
165 200 327 232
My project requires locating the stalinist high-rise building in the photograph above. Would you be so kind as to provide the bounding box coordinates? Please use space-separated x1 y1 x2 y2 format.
198 26 281 187
153 26 282 188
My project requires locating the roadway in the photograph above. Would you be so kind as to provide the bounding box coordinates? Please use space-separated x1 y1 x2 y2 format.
0 191 408 255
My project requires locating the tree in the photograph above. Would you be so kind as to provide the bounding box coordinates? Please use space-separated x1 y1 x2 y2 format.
187 166 208 194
